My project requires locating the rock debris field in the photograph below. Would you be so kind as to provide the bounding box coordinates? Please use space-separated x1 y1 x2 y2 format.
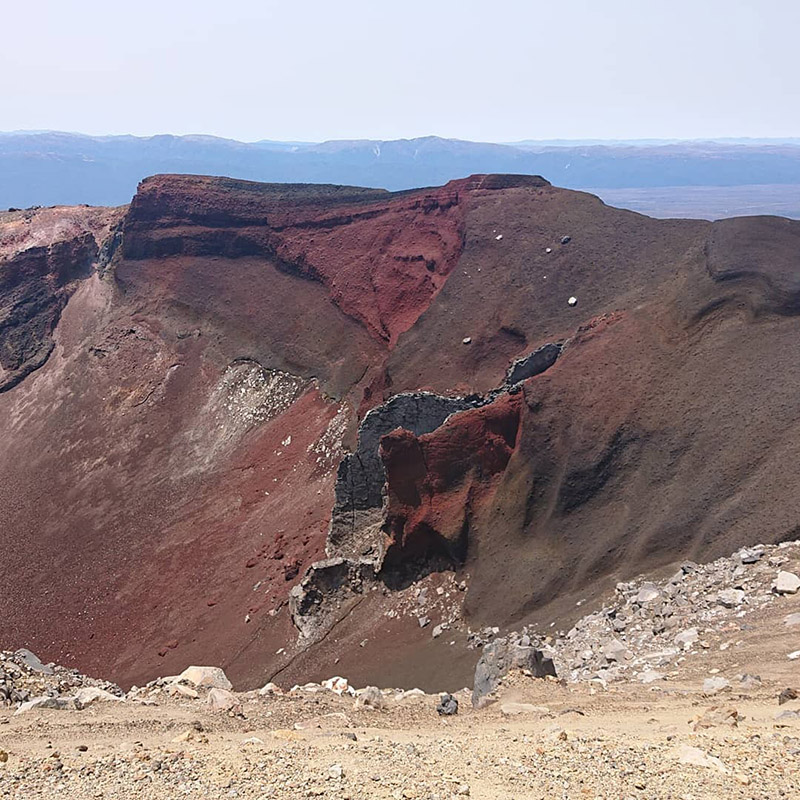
2 540 800 799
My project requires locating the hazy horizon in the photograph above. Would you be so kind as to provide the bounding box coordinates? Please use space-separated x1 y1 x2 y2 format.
2 0 797 143
3 130 800 148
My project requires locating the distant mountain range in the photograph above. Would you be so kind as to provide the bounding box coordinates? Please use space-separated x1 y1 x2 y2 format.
2 131 800 216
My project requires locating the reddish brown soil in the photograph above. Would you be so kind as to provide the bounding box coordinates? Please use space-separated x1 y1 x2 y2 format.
2 175 800 692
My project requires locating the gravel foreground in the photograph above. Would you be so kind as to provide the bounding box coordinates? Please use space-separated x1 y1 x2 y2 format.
2 543 800 799
1 677 798 800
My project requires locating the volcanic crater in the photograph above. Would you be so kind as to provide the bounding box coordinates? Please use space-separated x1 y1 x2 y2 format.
2 173 800 691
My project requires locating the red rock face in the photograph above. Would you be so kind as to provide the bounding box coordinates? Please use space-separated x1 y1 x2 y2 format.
381 393 522 564
122 175 468 345
3 173 800 693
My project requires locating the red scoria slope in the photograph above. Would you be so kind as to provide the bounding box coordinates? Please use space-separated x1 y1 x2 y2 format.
1 175 800 691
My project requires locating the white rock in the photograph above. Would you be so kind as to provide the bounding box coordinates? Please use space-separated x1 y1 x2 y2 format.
258 682 283 696
784 612 800 627
354 686 385 710
206 688 241 713
716 588 745 607
395 688 426 701
638 670 664 684
168 684 199 700
774 571 800 594
567 296 578 307
14 696 75 714
322 676 354 696
602 638 632 662
178 666 232 691
674 628 699 650
788 650 800 660
675 744 729 774
73 687 124 709
636 583 661 604
702 676 730 694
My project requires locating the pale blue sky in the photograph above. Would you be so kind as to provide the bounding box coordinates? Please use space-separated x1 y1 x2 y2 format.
2 0 797 142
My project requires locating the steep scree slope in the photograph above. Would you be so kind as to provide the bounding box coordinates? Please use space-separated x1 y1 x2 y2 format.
1 174 799 692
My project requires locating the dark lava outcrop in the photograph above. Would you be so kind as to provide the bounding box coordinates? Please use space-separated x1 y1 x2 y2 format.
0 206 122 391
2 173 800 692
328 392 482 561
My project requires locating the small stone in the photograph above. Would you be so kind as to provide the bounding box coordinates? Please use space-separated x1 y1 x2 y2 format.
638 670 664 684
462 337 472 345
779 688 798 705
774 571 800 594
737 547 763 564
355 686 385 711
716 588 745 608
784 612 800 627
636 583 661 604
322 677 353 696
702 676 730 694
436 693 458 716
739 674 762 689
675 744 729 774
674 628 699 650
567 296 577 307
177 666 232 690
602 638 632 662
72 687 124 709
418 616 430 628
327 764 344 780
76 745 88 752
0 750 7 763
168 683 199 699
206 688 242 713
691 706 739 730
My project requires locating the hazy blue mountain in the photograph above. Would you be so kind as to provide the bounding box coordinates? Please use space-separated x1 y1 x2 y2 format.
2 131 800 211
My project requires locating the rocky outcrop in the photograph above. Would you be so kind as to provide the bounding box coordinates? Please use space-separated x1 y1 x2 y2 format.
327 342 566 564
472 638 556 707
328 393 483 560
0 234 97 391
381 392 523 569
505 342 563 387
289 558 378 643
0 205 123 391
